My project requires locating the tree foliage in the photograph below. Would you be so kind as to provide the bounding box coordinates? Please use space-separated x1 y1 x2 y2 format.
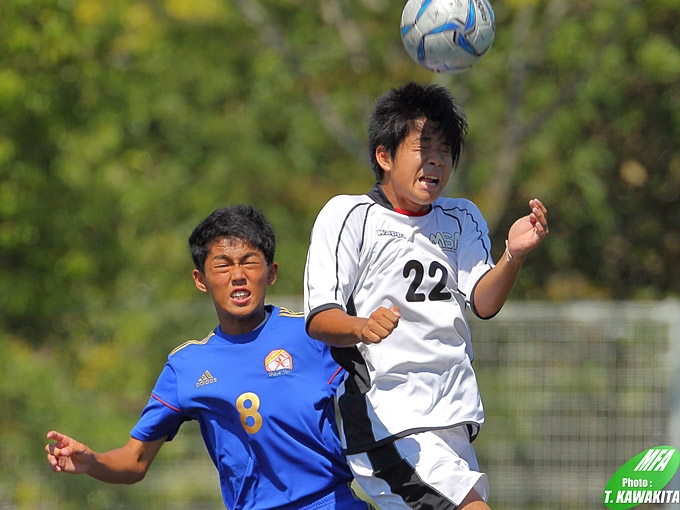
0 0 678 505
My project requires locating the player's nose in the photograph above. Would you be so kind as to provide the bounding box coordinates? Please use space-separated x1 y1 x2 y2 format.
426 150 444 166
230 264 246 282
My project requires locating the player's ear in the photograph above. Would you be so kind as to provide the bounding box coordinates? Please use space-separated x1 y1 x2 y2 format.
375 145 393 174
193 269 208 293
267 262 278 286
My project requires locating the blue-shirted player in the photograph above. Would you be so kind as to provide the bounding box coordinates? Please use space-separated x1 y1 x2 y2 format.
46 204 370 510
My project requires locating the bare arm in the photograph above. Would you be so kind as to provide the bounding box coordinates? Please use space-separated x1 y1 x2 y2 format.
473 198 549 319
307 306 401 347
45 430 166 484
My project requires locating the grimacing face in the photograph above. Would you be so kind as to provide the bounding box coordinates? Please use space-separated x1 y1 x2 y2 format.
192 238 278 335
377 119 454 213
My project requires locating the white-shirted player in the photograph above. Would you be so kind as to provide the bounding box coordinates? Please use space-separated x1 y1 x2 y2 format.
304 82 549 510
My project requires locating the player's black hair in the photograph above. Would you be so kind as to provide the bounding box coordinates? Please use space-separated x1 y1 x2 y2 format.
368 81 468 182
189 204 276 273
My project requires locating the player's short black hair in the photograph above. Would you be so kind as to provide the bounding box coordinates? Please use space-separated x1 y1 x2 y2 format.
189 204 276 273
368 81 468 182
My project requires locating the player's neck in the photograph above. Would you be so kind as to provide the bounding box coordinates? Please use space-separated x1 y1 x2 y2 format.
393 206 430 216
377 183 432 216
218 308 270 336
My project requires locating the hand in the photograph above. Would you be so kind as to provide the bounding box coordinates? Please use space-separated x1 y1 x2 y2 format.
45 430 95 475
359 306 400 344
506 198 549 259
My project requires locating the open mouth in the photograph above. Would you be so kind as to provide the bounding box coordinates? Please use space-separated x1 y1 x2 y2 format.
231 290 251 300
419 174 440 187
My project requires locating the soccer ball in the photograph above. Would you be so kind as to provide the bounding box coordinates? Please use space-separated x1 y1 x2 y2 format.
400 0 496 73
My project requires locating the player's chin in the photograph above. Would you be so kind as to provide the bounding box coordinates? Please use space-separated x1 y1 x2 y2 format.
415 188 442 204
221 295 250 314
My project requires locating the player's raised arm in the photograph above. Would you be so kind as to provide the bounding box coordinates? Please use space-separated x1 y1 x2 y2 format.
307 306 401 348
472 198 549 319
45 431 165 484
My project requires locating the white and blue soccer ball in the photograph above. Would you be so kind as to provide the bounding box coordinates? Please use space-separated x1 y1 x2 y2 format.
400 0 496 73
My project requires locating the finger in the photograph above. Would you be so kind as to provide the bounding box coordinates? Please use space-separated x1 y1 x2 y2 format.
371 308 399 327
534 219 549 237
361 320 394 343
530 198 547 215
46 443 69 458
535 210 549 234
361 325 387 344
47 430 68 444
530 203 546 222
47 452 60 469
362 332 383 344
372 317 398 335
529 199 549 234
368 319 392 337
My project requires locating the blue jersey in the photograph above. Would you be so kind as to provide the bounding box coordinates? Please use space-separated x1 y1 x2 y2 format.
131 305 365 510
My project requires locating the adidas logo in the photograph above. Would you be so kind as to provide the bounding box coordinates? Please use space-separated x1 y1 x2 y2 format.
195 370 217 388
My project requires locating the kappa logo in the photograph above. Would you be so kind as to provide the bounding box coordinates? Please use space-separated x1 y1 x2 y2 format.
264 349 294 377
377 228 406 239
196 370 217 388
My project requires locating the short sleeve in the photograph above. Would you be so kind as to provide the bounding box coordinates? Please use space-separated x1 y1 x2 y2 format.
304 195 368 322
130 363 187 442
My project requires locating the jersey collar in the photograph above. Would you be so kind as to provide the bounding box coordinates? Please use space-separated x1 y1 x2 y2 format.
367 183 432 216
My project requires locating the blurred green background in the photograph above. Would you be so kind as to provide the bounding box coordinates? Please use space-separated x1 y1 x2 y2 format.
1 0 679 507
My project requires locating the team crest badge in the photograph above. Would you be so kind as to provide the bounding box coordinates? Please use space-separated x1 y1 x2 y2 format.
264 349 294 377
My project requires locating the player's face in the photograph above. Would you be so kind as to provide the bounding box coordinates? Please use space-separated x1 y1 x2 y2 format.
377 119 453 213
193 238 278 335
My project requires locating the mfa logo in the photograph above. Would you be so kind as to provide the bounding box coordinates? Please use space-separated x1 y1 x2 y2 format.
603 446 679 509
429 231 459 252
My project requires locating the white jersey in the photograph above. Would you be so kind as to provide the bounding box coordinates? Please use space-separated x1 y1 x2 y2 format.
304 185 494 454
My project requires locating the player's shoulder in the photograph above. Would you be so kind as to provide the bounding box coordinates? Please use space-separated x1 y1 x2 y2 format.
315 194 382 233
268 305 326 351
269 305 308 329
169 330 217 357
433 196 485 217
435 195 479 209
268 305 310 332
320 193 374 214
275 306 305 319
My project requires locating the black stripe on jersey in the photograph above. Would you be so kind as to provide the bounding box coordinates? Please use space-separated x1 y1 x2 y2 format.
332 200 375 301
346 295 357 317
331 344 375 452
434 203 493 320
330 346 370 392
469 268 496 320
367 441 457 510
433 204 492 265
